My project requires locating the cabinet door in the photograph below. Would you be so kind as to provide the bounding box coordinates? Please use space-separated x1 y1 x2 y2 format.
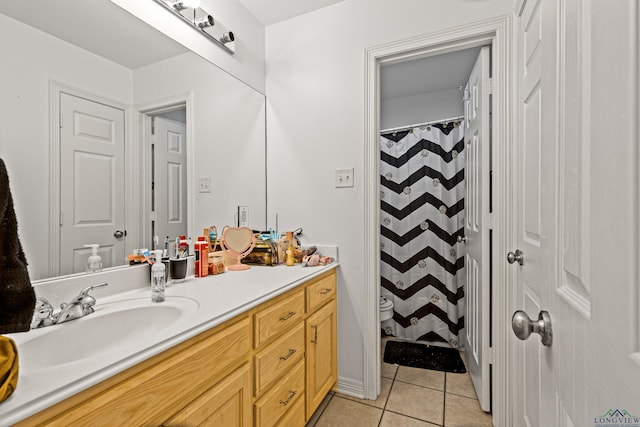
164 364 252 427
305 300 337 418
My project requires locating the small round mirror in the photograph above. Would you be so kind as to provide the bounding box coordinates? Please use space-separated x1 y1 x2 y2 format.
220 227 256 271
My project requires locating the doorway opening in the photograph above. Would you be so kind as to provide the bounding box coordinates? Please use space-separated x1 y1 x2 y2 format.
363 16 513 424
136 93 194 253
147 107 188 252
378 44 492 412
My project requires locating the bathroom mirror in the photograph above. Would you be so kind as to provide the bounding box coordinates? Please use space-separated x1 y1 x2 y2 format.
220 227 256 271
0 0 266 280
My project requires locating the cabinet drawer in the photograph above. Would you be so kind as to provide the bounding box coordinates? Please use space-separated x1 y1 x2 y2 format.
306 272 336 313
254 290 304 347
275 394 305 427
254 359 305 427
254 323 305 396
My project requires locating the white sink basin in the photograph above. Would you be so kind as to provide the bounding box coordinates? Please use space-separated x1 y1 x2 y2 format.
18 296 200 369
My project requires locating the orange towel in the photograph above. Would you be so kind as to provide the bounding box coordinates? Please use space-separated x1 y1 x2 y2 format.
0 336 18 402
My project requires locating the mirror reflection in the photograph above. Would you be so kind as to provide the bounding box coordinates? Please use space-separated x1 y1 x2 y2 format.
0 0 266 281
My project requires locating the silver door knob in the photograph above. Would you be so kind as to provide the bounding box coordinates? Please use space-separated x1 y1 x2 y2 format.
114 230 125 238
506 249 524 265
457 235 467 243
512 310 552 346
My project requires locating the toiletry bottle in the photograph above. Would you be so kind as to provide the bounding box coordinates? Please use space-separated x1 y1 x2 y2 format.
84 244 102 272
151 250 165 303
285 231 295 266
194 236 209 277
208 226 218 251
178 235 188 258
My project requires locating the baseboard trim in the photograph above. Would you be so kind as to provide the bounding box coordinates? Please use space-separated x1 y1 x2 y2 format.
336 376 365 399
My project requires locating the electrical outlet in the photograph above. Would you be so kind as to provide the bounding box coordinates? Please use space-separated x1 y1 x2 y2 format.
199 177 212 193
335 168 354 188
238 206 249 227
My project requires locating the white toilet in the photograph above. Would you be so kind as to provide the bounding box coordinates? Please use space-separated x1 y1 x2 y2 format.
380 296 394 322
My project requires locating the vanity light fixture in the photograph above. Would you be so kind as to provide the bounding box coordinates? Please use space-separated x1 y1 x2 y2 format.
195 15 214 29
153 0 235 54
219 31 234 44
170 0 201 11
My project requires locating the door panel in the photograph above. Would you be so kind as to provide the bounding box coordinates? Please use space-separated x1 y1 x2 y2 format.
462 46 490 412
306 301 337 417
515 0 557 424
60 93 125 275
154 116 187 244
522 284 541 427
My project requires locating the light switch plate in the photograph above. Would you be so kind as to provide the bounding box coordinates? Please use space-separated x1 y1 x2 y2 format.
199 177 212 193
335 168 354 188
238 206 249 227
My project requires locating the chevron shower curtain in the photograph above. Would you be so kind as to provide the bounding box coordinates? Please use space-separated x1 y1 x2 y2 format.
380 121 465 348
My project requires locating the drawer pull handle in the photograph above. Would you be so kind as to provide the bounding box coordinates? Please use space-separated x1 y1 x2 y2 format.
319 288 332 295
310 325 318 344
279 311 296 321
279 390 297 406
279 348 297 361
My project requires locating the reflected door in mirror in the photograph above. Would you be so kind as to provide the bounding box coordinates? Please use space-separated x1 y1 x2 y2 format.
153 115 187 242
59 93 125 275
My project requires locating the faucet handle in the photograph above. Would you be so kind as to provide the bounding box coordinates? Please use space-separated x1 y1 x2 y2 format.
31 297 54 329
79 282 108 297
34 297 53 317
71 282 109 307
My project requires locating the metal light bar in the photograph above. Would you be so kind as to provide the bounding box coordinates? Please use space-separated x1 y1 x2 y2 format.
153 0 236 54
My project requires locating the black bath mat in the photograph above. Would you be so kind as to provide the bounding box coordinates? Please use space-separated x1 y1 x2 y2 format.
383 340 466 373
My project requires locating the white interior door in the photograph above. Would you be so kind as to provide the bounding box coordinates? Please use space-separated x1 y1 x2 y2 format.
513 0 558 425
462 46 491 413
59 93 125 275
153 116 187 246
513 0 640 425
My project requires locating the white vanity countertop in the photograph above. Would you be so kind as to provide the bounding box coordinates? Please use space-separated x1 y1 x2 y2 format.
0 262 339 426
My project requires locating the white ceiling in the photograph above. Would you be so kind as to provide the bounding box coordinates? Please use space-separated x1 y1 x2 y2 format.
2 0 479 98
237 0 344 26
0 0 188 69
381 47 481 100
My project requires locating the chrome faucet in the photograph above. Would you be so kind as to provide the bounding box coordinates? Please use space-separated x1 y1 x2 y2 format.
31 282 108 329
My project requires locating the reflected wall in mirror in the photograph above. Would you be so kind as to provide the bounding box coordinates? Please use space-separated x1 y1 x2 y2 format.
0 0 266 281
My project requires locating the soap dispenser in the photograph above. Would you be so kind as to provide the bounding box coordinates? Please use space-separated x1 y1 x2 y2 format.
84 244 102 272
151 250 166 303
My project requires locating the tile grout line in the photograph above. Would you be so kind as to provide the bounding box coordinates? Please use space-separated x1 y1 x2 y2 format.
384 408 443 426
377 364 398 426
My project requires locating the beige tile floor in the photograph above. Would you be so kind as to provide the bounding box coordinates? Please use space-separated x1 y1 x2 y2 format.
306 338 493 427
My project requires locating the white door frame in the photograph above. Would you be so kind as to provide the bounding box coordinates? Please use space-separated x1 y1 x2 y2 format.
363 15 514 424
134 92 195 249
48 81 132 277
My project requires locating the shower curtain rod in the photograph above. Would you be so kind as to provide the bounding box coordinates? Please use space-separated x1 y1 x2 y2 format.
380 115 464 134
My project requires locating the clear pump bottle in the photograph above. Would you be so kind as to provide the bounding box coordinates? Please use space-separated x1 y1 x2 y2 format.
84 244 102 272
151 250 165 303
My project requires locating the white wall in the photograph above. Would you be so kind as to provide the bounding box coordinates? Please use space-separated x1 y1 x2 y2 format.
111 0 266 93
133 52 266 233
0 13 133 280
381 87 464 131
265 0 514 394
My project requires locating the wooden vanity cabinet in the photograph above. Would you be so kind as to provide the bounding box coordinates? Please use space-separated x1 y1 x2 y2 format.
305 300 337 417
164 363 252 426
15 268 337 427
